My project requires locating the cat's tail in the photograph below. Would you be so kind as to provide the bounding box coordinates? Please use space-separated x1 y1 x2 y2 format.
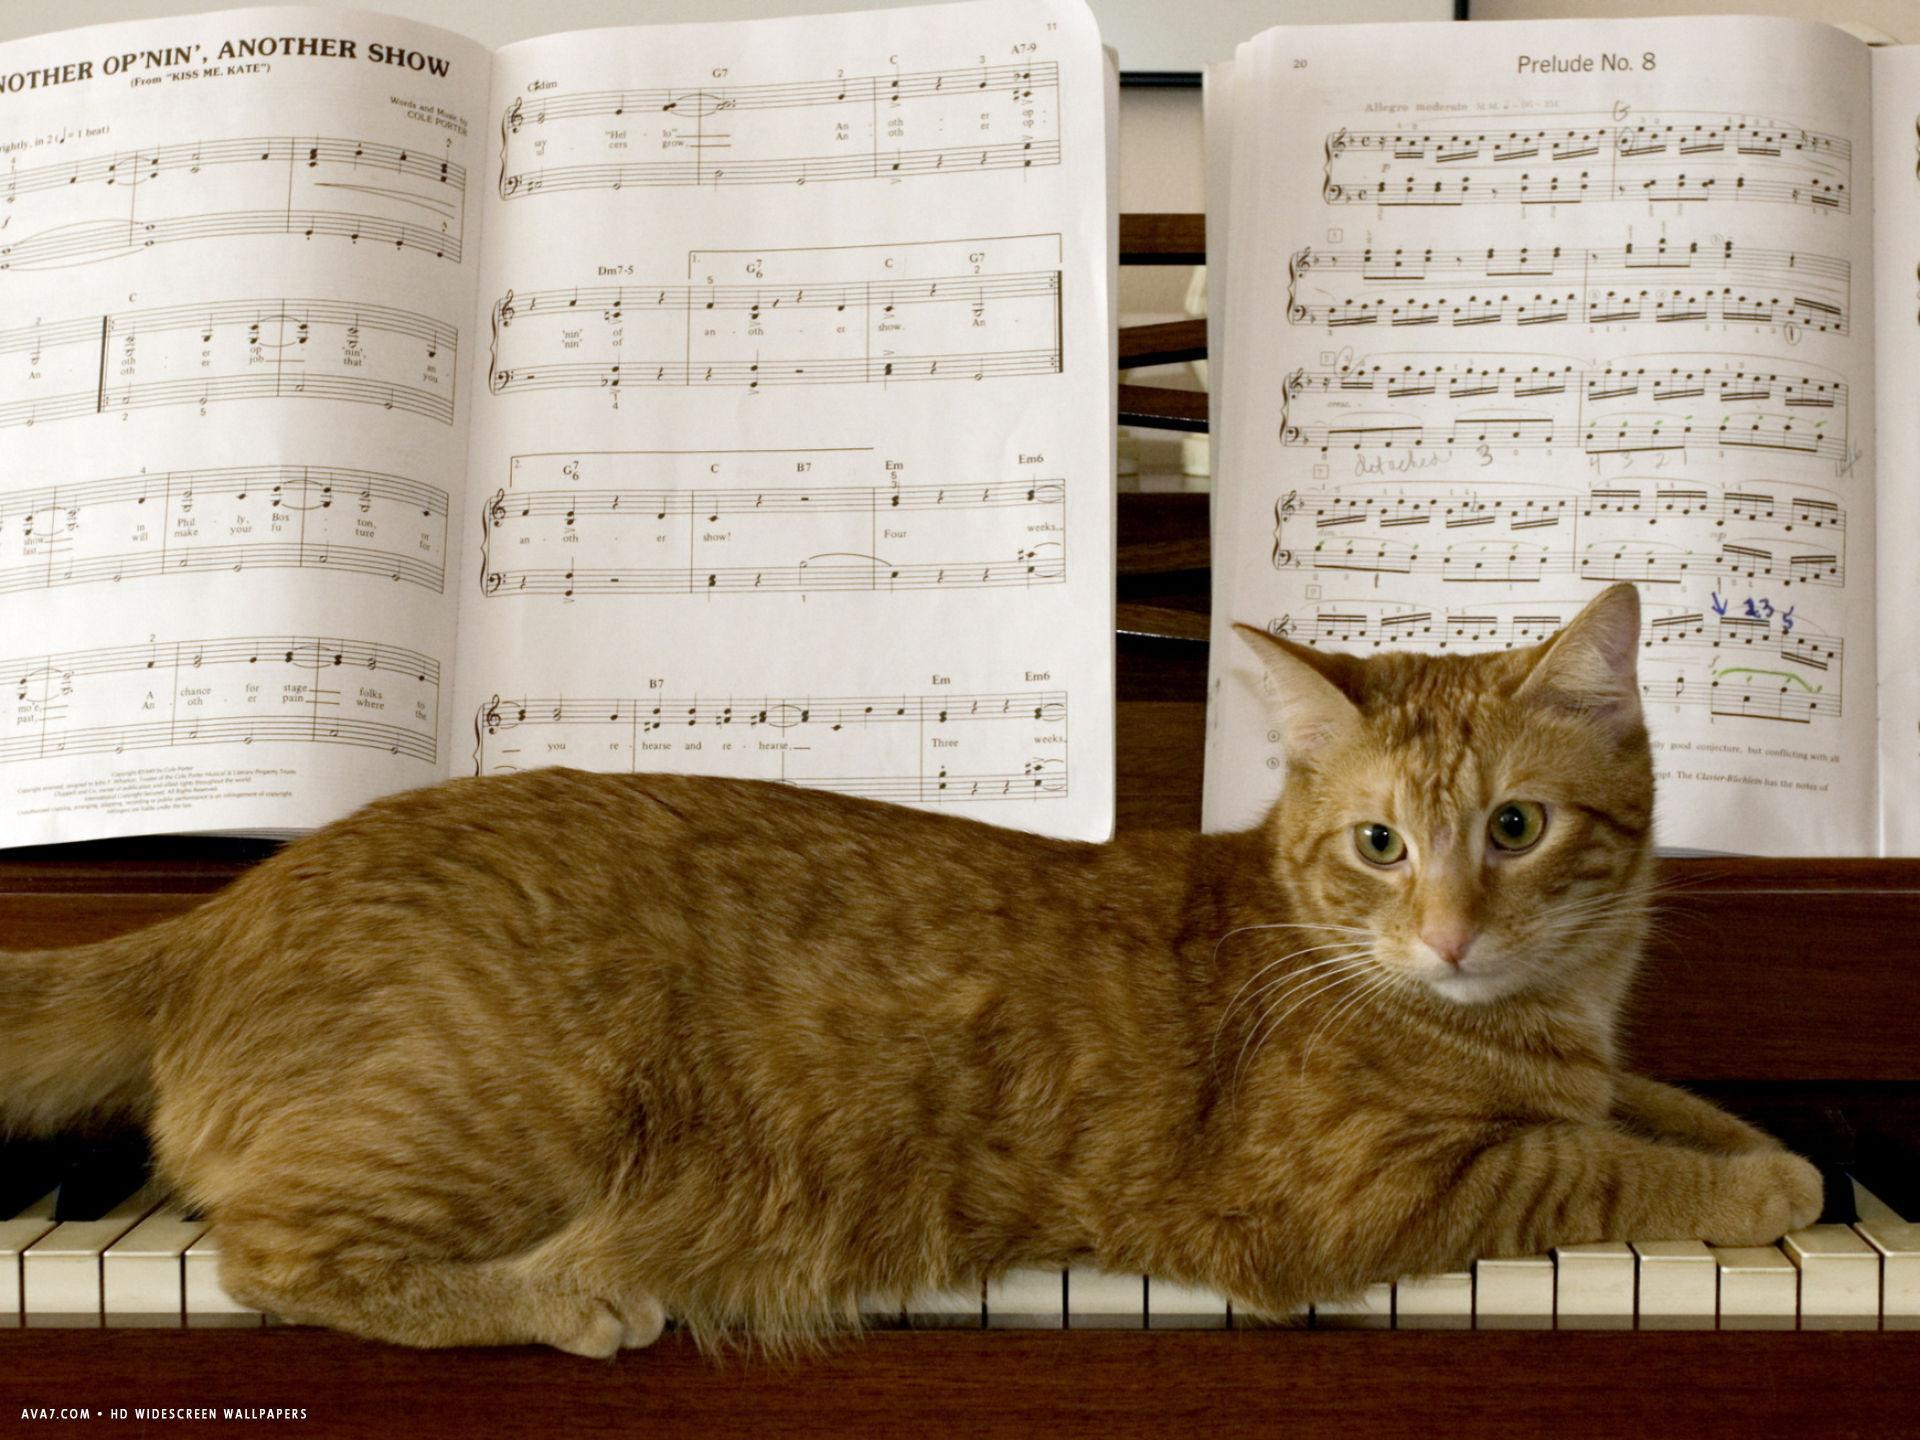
1 919 189 1135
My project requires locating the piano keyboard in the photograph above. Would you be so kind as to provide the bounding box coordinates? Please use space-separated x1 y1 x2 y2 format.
5 1142 1914 1334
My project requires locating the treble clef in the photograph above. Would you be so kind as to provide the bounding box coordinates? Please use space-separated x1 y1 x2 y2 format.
1276 489 1300 519
496 289 516 329
1283 368 1308 400
1274 614 1294 638
484 695 503 730
486 488 507 528
506 97 523 135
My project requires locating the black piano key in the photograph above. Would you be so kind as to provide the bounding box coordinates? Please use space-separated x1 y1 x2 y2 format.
1817 1163 1859 1226
0 1138 68 1217
1748 1101 1859 1225
50 1132 152 1222
1854 1131 1920 1222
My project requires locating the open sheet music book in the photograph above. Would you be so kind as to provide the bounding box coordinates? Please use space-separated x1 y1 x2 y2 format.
0 0 1117 847
1204 16 1920 857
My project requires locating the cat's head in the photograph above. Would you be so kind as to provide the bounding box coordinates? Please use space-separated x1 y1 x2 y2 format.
1236 584 1653 1009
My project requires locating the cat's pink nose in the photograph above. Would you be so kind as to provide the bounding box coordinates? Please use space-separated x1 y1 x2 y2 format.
1421 923 1476 968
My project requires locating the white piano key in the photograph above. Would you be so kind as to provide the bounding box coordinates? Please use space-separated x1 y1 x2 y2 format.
985 1268 1065 1329
1064 1270 1143 1329
183 1229 265 1328
1227 1300 1308 1328
1553 1242 1636 1330
1784 1224 1880 1330
1714 1246 1798 1330
1394 1271 1472 1330
1 1191 61 1330
103 1208 209 1327
23 1179 167 1327
902 1277 982 1328
1632 1241 1717 1330
1855 1220 1920 1330
1473 1255 1554 1330
1311 1282 1392 1329
854 1292 906 1326
1144 1277 1228 1330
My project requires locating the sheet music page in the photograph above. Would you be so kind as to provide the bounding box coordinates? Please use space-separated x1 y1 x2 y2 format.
455 0 1116 839
0 7 491 845
1203 16 1880 856
1871 45 1920 857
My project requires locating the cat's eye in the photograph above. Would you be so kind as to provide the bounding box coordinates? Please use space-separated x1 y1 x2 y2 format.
1353 822 1406 866
1489 801 1548 853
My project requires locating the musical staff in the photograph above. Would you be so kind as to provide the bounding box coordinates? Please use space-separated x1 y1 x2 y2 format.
473 686 1069 803
1286 239 1848 335
0 465 447 597
497 62 1060 197
484 452 1065 597
1268 600 1841 724
3 635 441 765
0 134 465 271
1272 477 1845 586
1279 353 1847 462
487 266 1063 399
0 297 457 431
1322 112 1850 211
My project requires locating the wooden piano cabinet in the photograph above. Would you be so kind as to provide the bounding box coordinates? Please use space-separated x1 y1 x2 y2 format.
1 1328 1917 1439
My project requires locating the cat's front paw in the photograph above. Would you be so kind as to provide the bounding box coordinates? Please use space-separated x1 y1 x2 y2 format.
1701 1151 1823 1246
549 1293 667 1358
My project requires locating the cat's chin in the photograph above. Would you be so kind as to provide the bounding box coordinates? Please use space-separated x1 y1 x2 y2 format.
1419 966 1523 1007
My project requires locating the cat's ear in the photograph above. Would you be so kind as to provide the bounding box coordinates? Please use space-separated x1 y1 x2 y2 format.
1232 623 1364 758
1517 583 1643 733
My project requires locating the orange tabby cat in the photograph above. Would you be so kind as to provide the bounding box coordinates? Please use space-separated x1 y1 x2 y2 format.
1 583 1820 1353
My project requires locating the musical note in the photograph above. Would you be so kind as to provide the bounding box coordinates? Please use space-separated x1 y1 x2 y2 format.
1285 239 1850 335
1278 352 1847 462
486 256 1062 400
471 686 1071 805
0 295 457 431
1322 112 1850 213
0 464 448 597
0 133 466 272
0 633 441 765
496 62 1062 199
480 454 1068 600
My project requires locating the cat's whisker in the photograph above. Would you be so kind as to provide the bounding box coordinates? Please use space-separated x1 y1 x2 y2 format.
1236 951 1380 1031
1527 894 1642 925
1210 939 1378 1070
1227 953 1377 1100
1212 945 1377 1088
1290 962 1385 1060
1207 921 1371 978
1233 953 1380 1095
1298 970 1395 1073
